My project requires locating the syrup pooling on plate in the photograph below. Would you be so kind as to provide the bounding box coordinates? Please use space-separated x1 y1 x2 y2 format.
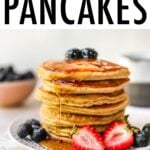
40 139 72 150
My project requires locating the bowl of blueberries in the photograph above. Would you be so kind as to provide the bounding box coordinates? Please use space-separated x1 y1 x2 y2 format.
0 66 36 107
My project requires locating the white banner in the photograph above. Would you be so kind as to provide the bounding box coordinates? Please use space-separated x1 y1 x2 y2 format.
0 0 150 29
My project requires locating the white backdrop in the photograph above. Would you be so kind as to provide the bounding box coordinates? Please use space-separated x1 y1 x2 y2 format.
0 29 149 71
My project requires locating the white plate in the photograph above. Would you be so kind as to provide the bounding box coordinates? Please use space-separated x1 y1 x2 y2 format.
8 113 150 150
8 114 48 150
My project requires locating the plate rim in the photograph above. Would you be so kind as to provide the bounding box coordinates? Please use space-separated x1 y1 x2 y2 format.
8 113 150 150
8 114 48 150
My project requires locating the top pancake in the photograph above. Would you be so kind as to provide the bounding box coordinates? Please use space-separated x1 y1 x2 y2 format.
37 59 129 81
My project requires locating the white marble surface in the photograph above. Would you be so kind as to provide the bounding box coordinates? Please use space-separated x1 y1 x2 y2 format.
0 99 40 136
126 106 150 128
0 99 150 149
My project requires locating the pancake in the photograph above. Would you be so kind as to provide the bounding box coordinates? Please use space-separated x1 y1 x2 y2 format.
45 132 72 143
44 124 110 138
36 87 128 107
40 98 128 116
37 59 130 81
41 114 124 128
43 79 129 94
43 118 125 143
40 105 125 126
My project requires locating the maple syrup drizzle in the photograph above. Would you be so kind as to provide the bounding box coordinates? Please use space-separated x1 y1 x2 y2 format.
55 79 129 88
58 93 62 136
54 85 62 138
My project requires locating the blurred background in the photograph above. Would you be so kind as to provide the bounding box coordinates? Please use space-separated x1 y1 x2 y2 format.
0 29 150 106
0 29 150 70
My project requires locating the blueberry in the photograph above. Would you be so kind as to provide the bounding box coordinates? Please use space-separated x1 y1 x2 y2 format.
18 74 26 80
65 48 82 60
17 123 33 139
5 73 23 81
133 132 149 147
0 69 7 81
23 71 35 79
142 123 150 139
31 128 47 143
26 119 40 126
4 73 14 81
32 125 40 130
6 66 14 74
0 66 15 82
81 48 98 59
0 66 34 82
0 67 4 72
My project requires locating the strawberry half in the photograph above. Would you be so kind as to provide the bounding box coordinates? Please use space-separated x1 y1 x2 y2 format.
72 125 105 150
103 121 134 150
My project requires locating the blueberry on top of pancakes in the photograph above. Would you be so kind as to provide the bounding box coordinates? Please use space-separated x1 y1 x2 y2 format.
81 48 98 60
65 48 82 61
65 48 98 61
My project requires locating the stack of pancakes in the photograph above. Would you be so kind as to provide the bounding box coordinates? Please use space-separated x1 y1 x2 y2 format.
35 59 130 142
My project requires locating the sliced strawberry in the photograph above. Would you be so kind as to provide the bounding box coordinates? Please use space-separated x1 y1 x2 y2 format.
72 125 105 150
103 121 134 150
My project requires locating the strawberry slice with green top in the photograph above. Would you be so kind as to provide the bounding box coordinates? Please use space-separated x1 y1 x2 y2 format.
72 125 105 150
103 121 134 150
